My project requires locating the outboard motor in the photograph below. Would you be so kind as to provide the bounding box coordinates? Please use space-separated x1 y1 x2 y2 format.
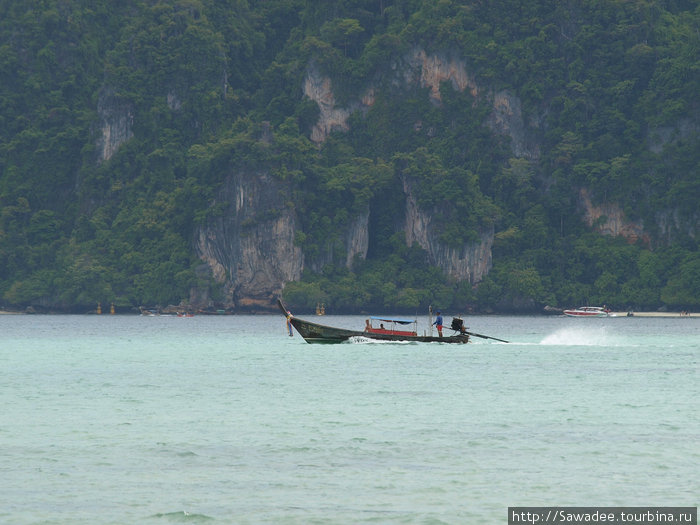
450 317 464 333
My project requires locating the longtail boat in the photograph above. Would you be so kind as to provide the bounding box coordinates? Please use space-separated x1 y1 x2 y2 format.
278 299 508 344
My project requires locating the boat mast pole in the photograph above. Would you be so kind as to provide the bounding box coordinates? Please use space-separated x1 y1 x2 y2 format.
428 305 433 337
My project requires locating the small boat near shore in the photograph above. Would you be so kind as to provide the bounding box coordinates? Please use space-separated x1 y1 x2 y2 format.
563 306 611 317
278 299 508 344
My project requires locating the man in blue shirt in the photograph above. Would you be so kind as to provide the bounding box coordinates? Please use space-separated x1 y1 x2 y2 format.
433 311 443 337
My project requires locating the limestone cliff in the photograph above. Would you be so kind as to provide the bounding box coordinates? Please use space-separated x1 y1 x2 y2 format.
304 64 372 144
95 89 133 163
301 209 370 274
345 210 370 269
578 189 649 245
194 171 302 310
201 45 693 309
403 46 540 159
194 164 491 309
401 48 478 101
578 188 697 247
403 178 492 283
655 208 698 246
302 47 505 284
194 167 373 309
304 47 540 159
486 90 541 160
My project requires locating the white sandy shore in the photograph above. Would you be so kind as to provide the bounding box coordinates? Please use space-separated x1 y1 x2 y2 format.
609 311 698 318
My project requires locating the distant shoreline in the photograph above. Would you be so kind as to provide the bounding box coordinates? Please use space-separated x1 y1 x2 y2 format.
1 308 698 317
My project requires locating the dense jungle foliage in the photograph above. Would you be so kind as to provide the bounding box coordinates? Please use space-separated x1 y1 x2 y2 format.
0 0 698 312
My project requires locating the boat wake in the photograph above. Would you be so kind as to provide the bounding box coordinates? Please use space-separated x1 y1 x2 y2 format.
149 510 214 522
348 336 415 344
540 327 627 346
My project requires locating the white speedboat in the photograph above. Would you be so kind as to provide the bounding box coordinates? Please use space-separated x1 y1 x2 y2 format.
563 306 611 317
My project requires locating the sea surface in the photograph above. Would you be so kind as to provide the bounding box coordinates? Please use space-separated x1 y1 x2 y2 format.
1 313 698 524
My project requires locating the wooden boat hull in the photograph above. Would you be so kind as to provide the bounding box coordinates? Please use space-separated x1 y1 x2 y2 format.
279 300 469 344
288 315 365 343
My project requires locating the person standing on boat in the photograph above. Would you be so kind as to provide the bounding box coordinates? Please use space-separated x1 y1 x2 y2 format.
286 311 294 336
433 311 443 337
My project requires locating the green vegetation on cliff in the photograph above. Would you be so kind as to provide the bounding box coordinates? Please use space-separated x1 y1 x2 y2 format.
0 0 698 312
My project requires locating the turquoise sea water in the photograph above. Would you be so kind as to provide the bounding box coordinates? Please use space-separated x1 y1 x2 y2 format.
1 314 698 524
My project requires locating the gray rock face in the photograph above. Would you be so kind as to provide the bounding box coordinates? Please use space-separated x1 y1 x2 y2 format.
194 171 302 309
200 46 697 309
193 167 493 310
403 178 493 284
96 89 134 162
